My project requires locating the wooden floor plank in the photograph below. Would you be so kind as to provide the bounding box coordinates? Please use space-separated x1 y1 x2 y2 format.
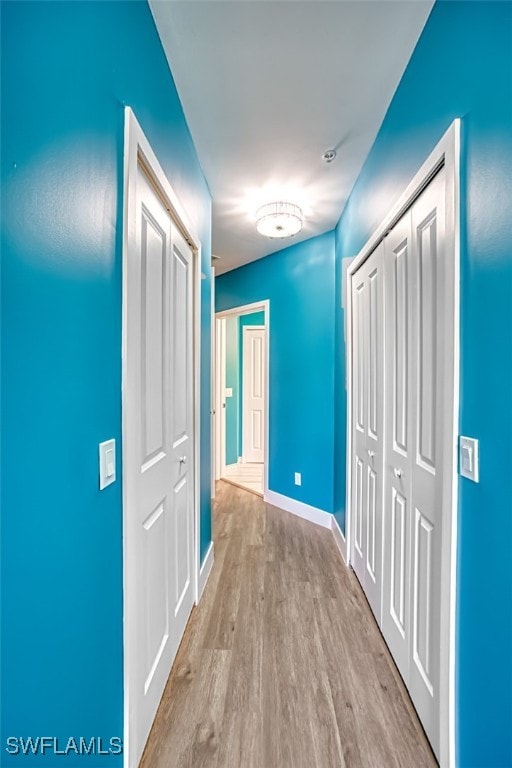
140 481 437 768
223 462 264 496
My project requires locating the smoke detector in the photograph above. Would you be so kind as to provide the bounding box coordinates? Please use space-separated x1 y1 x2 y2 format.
322 149 337 163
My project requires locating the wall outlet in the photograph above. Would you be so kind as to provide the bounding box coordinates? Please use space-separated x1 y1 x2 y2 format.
294 472 302 486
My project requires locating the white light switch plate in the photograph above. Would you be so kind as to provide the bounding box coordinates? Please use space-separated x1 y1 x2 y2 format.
225 388 233 397
99 439 116 490
294 472 302 486
460 436 479 483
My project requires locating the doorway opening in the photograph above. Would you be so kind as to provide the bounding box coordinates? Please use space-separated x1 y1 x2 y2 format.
215 301 269 497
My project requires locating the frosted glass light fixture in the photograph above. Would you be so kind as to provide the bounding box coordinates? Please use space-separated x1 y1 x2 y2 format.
255 202 303 238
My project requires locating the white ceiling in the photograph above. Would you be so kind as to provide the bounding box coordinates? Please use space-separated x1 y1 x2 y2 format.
150 0 433 275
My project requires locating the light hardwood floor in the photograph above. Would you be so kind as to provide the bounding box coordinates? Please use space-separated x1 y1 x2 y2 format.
140 481 437 768
223 462 264 496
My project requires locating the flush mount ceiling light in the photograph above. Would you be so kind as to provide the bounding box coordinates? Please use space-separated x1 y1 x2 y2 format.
255 202 303 239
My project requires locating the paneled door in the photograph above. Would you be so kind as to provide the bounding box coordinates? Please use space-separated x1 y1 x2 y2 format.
242 326 266 463
381 210 413 679
382 168 446 757
349 125 459 764
350 242 385 623
125 162 195 766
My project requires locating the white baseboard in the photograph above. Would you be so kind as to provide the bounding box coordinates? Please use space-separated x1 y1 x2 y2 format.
262 490 348 567
264 489 332 529
197 541 214 602
331 515 348 565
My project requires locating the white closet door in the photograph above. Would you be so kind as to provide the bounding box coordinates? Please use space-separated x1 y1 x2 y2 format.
381 168 446 758
351 267 368 587
125 164 195 766
351 242 384 623
408 169 446 753
169 224 195 664
382 211 414 680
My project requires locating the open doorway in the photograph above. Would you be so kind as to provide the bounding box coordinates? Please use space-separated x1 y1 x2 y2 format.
215 301 269 497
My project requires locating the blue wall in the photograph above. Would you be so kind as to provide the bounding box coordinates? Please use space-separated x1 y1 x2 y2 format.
225 316 240 465
1 1 211 763
216 233 336 512
333 2 512 765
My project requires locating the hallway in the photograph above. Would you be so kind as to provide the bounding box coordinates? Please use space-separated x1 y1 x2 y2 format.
140 482 436 768
223 462 264 496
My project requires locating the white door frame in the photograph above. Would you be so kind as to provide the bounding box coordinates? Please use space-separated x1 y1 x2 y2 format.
345 120 460 768
215 300 270 496
242 324 266 463
211 267 216 499
122 107 202 768
215 316 227 481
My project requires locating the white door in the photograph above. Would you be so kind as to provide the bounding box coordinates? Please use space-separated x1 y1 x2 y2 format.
350 242 384 623
408 169 445 753
382 168 446 757
125 163 195 766
381 210 413 678
242 326 265 463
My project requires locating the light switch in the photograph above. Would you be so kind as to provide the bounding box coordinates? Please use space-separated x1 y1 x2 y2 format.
105 449 114 478
225 388 233 397
461 445 472 473
99 439 116 490
460 436 479 483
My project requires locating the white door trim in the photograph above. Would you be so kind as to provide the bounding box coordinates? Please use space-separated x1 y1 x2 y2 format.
345 119 460 768
211 267 216 499
331 515 348 565
215 301 270 497
198 540 214 600
215 317 227 481
122 106 203 768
